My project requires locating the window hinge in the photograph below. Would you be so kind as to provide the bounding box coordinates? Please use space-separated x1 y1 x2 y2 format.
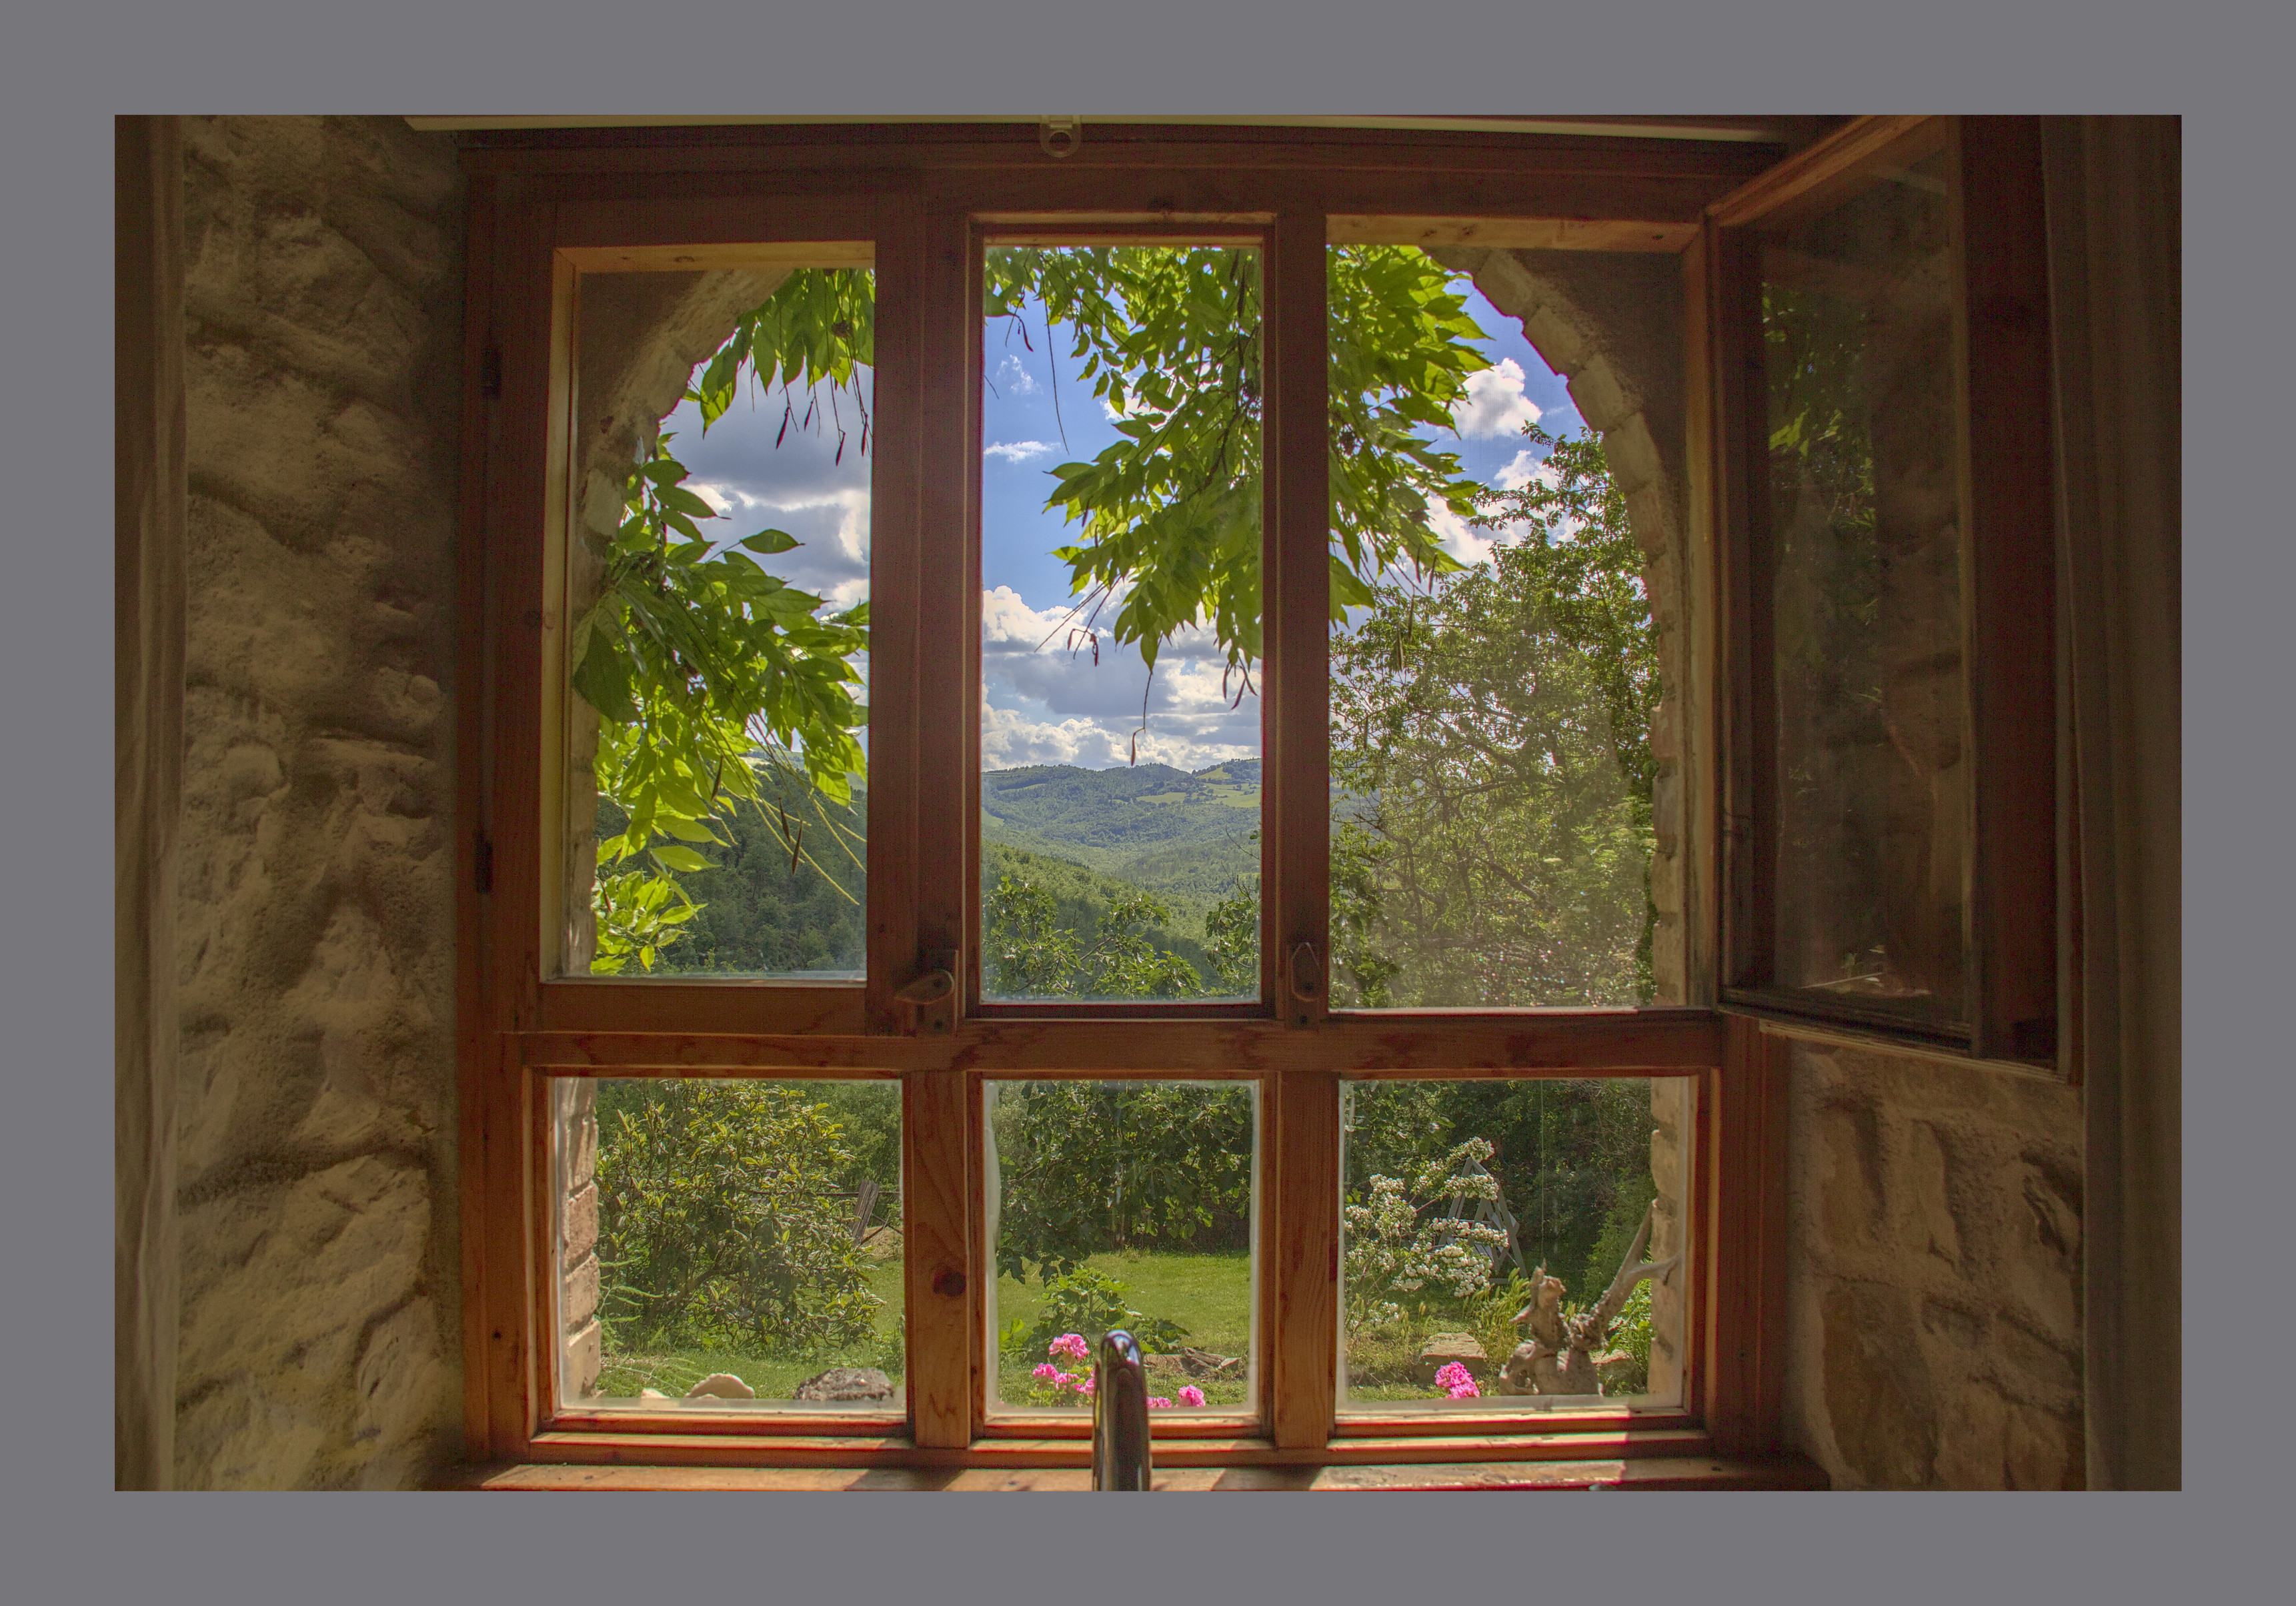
481 341 503 400
474 830 494 895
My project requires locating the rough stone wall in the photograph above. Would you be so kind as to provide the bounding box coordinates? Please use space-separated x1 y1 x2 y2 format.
171 115 465 1489
1781 1040 2084 1487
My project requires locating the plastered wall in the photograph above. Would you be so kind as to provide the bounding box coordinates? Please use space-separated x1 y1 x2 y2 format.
170 115 465 1488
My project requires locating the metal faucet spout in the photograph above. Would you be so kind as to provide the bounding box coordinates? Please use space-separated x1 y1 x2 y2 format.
1091 1329 1152 1489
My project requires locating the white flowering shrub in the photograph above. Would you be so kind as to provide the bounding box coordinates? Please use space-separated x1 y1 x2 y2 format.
1342 1137 1511 1334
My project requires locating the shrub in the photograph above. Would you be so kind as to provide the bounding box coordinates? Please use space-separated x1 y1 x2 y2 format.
1341 1137 1510 1335
1026 1266 1188 1356
596 1081 880 1353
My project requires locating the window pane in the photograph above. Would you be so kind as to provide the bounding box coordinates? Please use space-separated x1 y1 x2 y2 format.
984 1080 1259 1414
1325 246 1655 1007
1759 146 1969 1024
562 262 873 979
979 245 1263 1003
1338 1077 1690 1412
553 1077 904 1411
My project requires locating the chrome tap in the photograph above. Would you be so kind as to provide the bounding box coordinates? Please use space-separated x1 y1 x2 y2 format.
1091 1329 1152 1490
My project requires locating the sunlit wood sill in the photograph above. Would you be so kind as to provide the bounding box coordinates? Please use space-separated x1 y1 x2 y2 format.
446 1453 1828 1491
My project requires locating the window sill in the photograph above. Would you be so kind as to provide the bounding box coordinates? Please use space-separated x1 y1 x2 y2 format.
447 1454 1827 1491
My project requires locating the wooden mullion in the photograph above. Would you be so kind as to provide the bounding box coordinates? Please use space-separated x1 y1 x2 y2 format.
960 221 987 1011
864 194 926 1032
1267 1070 1339 1451
914 197 972 984
1700 1017 1789 1456
472 184 561 1461
1712 220 1770 993
1955 117 2058 1066
902 1068 972 1449
1264 206 1330 1022
1681 220 1720 1006
453 168 499 1462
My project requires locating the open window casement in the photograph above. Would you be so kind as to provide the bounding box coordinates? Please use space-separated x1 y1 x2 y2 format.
1702 116 2061 1073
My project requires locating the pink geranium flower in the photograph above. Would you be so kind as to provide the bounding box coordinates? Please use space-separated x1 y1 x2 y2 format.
1048 1333 1091 1362
1032 1363 1060 1381
1178 1385 1206 1408
1147 1397 1173 1409
1434 1362 1480 1399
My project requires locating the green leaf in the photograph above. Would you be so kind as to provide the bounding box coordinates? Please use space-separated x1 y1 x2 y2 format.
651 845 712 873
740 528 802 555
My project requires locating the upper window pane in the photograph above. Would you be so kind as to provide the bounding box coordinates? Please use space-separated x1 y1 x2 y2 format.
1325 246 1656 1007
978 245 1263 1004
1757 144 1969 1025
561 261 873 980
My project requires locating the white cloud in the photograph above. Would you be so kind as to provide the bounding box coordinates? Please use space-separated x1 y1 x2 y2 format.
984 439 1059 465
979 702 1256 773
994 353 1040 395
1451 358 1542 440
1494 451 1560 493
1430 504 1498 570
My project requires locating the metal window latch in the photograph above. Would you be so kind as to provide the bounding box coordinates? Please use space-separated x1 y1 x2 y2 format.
1039 117 1082 158
895 956 957 1037
1288 941 1323 1024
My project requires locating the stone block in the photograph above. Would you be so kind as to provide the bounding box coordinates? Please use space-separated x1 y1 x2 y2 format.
563 1181 599 1262
1650 848 1684 916
564 1319 603 1399
1412 1333 1491 1384
1819 1281 1937 1487
562 1253 600 1330
1564 361 1632 435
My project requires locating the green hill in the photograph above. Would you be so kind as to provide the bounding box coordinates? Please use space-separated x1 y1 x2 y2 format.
980 759 1261 909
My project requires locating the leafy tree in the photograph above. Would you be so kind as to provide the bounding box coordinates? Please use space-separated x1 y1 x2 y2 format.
1328 422 1660 1007
983 870 1205 1000
1342 1137 1510 1335
991 1080 1254 1283
594 1081 881 1353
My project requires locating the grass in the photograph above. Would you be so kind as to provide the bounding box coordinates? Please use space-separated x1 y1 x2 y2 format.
992 1249 1253 1411
594 1260 906 1405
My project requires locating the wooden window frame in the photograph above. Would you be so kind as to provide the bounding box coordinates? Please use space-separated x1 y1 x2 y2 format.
1706 115 2061 1072
453 123 1795 1477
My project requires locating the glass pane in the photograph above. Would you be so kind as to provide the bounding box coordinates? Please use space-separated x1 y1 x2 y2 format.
1339 1077 1690 1412
984 1080 1258 1415
554 1077 904 1411
1760 145 1969 1024
978 245 1263 1003
562 261 873 979
1324 246 1654 1007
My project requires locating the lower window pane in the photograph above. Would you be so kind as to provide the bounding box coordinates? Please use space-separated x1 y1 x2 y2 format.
984 1079 1259 1415
1340 1076 1690 1412
553 1076 904 1411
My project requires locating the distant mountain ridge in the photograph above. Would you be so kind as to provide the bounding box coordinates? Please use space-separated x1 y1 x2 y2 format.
981 760 1262 910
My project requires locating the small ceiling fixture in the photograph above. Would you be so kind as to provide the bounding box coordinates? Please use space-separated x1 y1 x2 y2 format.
1039 116 1082 158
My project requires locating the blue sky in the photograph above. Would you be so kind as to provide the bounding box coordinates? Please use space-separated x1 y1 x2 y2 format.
666 259 1582 776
